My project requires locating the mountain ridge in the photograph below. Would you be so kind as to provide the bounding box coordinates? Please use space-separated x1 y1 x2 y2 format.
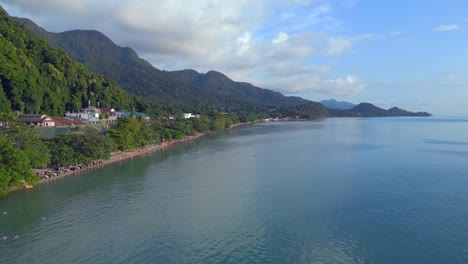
14 17 310 112
332 103 431 117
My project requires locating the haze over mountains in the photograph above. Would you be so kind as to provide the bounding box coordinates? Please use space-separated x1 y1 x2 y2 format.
319 99 356 110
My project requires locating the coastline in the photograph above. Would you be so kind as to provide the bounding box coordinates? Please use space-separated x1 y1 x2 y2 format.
36 132 206 185
7 133 207 196
6 120 262 196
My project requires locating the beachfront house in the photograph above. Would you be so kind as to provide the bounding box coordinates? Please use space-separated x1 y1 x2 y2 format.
18 114 56 127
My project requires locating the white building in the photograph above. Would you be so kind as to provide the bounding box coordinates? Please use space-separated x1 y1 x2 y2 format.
183 113 200 119
65 106 101 124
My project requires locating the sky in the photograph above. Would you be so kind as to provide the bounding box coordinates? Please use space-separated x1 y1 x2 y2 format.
1 0 467 116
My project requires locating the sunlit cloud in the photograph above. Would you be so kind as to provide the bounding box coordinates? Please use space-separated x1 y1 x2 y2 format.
433 24 459 31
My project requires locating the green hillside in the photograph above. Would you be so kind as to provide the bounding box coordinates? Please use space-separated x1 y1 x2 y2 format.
168 70 309 109
0 8 134 115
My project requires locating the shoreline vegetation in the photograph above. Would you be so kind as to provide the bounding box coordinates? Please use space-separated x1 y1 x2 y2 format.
33 120 260 185
27 133 206 187
0 114 262 195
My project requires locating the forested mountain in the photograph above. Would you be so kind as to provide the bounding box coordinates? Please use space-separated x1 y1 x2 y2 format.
0 8 134 115
320 99 355 110
272 101 330 119
168 70 309 110
15 17 309 112
14 18 205 106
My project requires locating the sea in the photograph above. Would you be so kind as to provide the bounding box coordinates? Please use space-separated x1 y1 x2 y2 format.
1 117 468 264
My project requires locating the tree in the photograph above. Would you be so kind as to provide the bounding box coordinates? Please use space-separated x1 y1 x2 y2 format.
0 136 39 195
7 125 50 168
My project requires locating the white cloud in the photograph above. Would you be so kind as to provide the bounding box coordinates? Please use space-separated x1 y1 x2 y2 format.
321 31 402 55
236 32 252 55
272 32 289 44
433 25 459 31
323 37 352 55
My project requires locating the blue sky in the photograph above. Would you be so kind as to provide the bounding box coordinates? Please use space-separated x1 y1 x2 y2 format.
1 0 467 115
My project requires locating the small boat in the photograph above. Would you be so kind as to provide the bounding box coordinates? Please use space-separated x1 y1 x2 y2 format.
24 185 33 189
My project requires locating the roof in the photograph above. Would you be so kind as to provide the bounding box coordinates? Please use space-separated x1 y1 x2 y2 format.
99 108 115 113
18 114 52 122
82 106 100 112
49 116 87 126
19 114 46 119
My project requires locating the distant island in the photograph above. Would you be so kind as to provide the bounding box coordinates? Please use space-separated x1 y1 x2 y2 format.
329 103 431 117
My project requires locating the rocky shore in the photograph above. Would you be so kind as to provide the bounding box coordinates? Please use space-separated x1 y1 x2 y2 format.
8 133 208 193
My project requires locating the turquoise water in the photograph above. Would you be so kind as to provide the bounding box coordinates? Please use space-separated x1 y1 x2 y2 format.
1 118 468 263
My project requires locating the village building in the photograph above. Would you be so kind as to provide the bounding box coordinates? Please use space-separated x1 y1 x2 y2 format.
99 108 120 123
64 103 150 124
49 116 87 126
65 106 100 124
18 114 55 127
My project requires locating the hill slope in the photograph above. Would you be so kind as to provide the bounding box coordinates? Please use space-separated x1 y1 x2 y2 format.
168 70 309 110
0 8 134 115
16 17 309 111
320 99 355 110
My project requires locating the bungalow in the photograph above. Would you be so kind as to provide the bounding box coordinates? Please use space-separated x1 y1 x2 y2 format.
18 114 55 127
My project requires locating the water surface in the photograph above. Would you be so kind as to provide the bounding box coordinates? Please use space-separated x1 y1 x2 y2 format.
1 118 468 263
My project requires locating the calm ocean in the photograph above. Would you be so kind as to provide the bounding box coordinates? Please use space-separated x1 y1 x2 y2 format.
1 117 468 263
